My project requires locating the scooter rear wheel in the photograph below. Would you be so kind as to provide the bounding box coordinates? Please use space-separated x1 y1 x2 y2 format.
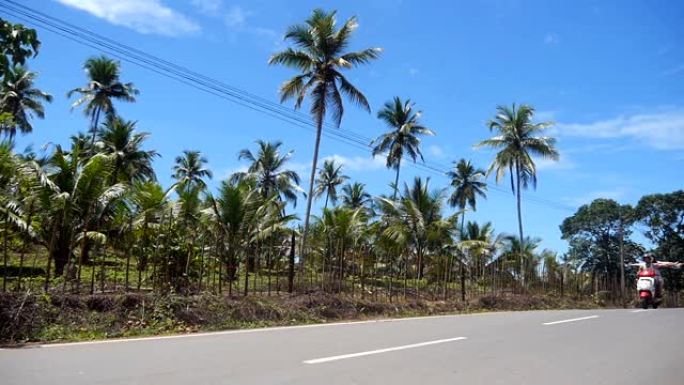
640 298 649 309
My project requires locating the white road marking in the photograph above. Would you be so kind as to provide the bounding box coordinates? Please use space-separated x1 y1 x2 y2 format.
303 337 467 364
542 315 599 326
631 309 649 313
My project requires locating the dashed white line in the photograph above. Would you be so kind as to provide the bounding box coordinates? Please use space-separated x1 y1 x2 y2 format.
303 337 468 364
631 309 650 313
542 315 599 326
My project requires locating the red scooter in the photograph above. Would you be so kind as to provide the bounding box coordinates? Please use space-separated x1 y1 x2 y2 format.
636 267 660 309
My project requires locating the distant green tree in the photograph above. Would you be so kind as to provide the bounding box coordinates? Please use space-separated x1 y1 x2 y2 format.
560 198 641 294
636 191 684 292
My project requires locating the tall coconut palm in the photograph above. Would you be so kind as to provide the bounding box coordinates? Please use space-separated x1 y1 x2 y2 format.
314 159 348 209
97 116 158 184
447 158 487 233
269 9 381 263
341 182 371 210
476 104 558 286
447 159 486 301
231 140 300 205
68 56 138 144
372 97 434 199
0 65 52 138
172 150 212 193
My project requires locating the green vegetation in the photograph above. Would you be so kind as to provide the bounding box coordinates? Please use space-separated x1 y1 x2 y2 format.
0 13 682 343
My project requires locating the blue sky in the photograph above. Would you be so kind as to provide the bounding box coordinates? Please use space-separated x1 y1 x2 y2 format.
7 0 684 253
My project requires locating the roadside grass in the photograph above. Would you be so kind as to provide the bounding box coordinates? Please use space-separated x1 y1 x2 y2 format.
0 290 605 345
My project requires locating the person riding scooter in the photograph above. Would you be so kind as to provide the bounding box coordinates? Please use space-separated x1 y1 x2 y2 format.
628 253 682 307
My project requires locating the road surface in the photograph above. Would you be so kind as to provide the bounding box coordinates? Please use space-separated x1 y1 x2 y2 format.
2 308 683 384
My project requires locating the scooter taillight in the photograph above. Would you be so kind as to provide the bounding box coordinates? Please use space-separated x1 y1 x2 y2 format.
639 291 652 298
638 268 656 278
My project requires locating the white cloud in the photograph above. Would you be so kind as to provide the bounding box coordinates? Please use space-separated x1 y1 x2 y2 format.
225 6 251 28
534 155 575 171
428 145 444 158
564 189 626 207
544 33 559 45
55 0 199 36
663 64 684 77
219 165 247 180
557 108 684 150
191 0 222 14
535 110 556 121
323 154 386 172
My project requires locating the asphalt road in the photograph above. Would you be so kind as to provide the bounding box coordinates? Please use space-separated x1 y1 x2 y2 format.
2 308 683 384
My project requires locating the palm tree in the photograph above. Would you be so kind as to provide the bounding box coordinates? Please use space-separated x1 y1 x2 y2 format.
476 104 558 286
0 65 52 139
500 235 542 284
269 9 381 263
68 56 139 144
372 97 434 199
380 177 454 281
38 145 125 281
447 159 486 301
314 159 348 209
206 179 295 295
172 150 212 192
129 181 171 290
97 116 158 184
231 140 300 205
341 182 371 210
447 158 487 233
0 19 40 74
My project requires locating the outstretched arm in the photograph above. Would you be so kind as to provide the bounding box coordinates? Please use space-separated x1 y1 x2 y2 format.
654 261 683 269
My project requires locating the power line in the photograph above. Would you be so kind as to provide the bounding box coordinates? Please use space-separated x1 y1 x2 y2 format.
0 0 576 213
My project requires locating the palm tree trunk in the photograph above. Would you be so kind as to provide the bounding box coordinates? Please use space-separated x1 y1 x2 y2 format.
460 213 466 302
288 230 295 294
198 235 206 293
17 207 33 291
243 253 249 296
90 106 102 146
392 162 402 200
77 208 91 293
44 218 60 293
301 113 324 270
515 161 525 288
324 190 330 211
124 244 132 292
99 246 106 292
2 214 8 292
